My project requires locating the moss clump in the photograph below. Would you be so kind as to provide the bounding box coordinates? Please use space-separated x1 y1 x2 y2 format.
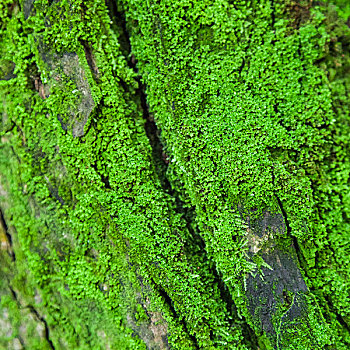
0 0 349 349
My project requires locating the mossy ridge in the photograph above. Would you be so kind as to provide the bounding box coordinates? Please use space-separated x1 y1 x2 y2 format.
0 2 171 348
0 206 138 350
293 2 350 346
0 0 254 348
122 0 349 347
0 213 54 350
0 1 159 349
38 0 248 345
0 106 148 349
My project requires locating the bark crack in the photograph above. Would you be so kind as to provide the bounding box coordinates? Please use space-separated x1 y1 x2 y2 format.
149 277 199 349
7 282 55 350
0 208 15 261
1 208 55 349
104 4 260 348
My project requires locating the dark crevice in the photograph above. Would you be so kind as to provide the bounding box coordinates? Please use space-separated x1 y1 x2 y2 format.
0 120 16 134
14 329 26 350
0 208 15 262
109 3 171 191
149 278 199 349
275 195 292 237
1 208 54 349
8 282 18 300
107 4 261 348
7 282 55 350
178 213 259 348
138 82 171 192
95 6 200 344
212 267 260 349
100 174 111 189
108 3 178 195
238 58 246 76
45 179 65 206
283 179 350 335
91 162 111 190
84 104 102 136
107 2 176 197
272 168 292 237
301 237 350 336
325 295 350 333
25 305 55 350
271 0 276 28
294 222 350 334
107 0 131 57
80 39 100 79
0 209 11 244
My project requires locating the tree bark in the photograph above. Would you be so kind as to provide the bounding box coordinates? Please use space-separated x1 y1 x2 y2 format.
0 0 350 349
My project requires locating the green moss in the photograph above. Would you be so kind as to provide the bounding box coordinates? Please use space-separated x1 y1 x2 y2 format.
0 0 251 348
121 0 350 347
1 0 349 348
